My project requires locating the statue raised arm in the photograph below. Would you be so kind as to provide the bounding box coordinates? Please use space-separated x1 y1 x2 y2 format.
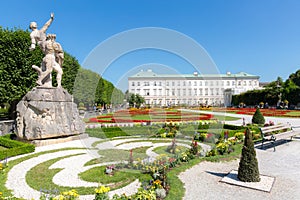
29 13 54 52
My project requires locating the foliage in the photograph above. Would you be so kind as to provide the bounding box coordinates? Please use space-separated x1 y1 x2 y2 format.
0 28 42 117
85 127 130 139
198 122 223 130
232 70 300 106
234 132 245 141
0 27 123 117
73 68 124 107
134 188 156 200
0 27 81 117
238 128 260 182
189 140 201 155
94 186 110 200
95 77 124 106
0 135 35 160
54 189 80 200
166 138 177 154
252 108 265 124
288 69 300 87
128 93 145 108
156 123 178 138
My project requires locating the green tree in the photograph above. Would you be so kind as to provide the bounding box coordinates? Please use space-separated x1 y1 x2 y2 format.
128 93 136 108
135 94 145 108
73 68 124 107
252 108 265 124
289 69 300 87
73 68 100 106
238 128 260 182
127 93 144 108
95 77 124 107
0 28 42 111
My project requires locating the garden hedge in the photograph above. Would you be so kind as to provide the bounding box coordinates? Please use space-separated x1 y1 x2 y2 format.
0 135 35 160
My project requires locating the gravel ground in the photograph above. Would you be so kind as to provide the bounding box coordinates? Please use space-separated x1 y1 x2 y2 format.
179 139 300 200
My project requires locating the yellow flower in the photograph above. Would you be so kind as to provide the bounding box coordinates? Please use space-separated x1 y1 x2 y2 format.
95 185 110 194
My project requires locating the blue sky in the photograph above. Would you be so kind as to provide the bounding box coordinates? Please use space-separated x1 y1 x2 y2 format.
1 0 300 91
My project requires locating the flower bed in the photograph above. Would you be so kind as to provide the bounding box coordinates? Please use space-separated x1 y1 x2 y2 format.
212 107 300 117
88 109 214 124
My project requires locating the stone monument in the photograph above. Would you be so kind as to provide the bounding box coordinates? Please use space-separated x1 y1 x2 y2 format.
16 13 85 144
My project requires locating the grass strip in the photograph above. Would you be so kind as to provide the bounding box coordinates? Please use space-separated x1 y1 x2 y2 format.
79 166 151 185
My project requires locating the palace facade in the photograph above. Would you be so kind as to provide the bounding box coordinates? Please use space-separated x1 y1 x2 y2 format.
128 69 260 107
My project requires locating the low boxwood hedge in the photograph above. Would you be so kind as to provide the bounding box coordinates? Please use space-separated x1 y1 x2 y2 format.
0 135 35 160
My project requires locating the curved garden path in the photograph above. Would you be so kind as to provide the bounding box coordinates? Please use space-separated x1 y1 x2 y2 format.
5 136 209 200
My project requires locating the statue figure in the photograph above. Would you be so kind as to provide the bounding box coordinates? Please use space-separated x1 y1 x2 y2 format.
29 13 64 88
32 34 63 87
29 13 54 52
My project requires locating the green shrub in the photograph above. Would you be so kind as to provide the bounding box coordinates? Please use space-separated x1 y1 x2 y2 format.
234 132 245 141
198 122 223 130
252 108 265 124
223 124 244 130
238 128 260 182
0 135 35 160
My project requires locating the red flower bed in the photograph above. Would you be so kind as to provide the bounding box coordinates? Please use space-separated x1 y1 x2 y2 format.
88 109 214 124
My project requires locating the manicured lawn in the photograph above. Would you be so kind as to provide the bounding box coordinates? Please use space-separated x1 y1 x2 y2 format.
84 148 148 166
153 145 189 157
79 166 151 185
0 146 8 150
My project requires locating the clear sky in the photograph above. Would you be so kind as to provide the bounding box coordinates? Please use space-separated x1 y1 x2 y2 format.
1 0 300 91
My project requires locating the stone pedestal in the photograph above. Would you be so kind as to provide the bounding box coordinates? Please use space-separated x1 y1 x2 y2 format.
16 87 85 141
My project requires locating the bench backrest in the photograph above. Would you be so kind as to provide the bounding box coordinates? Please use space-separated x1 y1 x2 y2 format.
260 124 291 135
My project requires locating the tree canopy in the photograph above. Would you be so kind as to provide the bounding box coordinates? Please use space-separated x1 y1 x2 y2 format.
0 27 123 117
73 68 124 107
232 71 300 107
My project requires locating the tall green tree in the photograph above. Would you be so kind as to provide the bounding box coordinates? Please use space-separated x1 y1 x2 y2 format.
73 68 124 107
238 128 260 182
73 68 100 106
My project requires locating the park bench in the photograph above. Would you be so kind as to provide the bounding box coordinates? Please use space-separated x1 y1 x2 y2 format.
260 123 298 151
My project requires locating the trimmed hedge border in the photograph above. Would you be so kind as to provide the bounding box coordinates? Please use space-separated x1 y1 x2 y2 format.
0 135 35 160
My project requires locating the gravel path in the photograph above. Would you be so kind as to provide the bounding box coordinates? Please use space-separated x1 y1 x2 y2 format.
6 149 88 200
179 140 300 200
7 137 199 199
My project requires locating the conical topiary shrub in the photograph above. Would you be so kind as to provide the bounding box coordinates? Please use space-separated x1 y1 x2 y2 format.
252 108 265 124
237 128 260 182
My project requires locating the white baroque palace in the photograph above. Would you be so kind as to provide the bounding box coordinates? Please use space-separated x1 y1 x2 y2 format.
128 69 260 107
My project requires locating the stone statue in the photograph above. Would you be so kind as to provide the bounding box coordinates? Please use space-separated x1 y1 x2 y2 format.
16 13 85 143
32 34 63 87
29 13 64 88
29 13 54 53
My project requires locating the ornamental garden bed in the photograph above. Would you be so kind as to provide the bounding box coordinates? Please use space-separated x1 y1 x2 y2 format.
88 108 214 124
0 134 35 160
211 107 300 117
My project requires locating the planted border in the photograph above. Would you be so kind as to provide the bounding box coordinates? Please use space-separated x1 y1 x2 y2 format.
0 135 35 160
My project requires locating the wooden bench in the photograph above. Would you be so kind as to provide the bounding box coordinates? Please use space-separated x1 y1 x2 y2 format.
259 123 297 151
